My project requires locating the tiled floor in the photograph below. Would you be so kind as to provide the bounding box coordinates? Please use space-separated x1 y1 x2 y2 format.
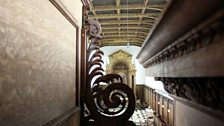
129 109 155 126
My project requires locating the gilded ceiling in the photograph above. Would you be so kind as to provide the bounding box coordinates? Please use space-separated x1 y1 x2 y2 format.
89 0 167 47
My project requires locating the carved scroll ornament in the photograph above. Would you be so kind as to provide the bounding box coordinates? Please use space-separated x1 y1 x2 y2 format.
84 18 136 126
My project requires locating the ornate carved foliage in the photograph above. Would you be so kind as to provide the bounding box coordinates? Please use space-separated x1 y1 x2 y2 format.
156 77 224 112
84 18 136 126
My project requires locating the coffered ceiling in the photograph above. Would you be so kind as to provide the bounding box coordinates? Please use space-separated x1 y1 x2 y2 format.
89 0 167 47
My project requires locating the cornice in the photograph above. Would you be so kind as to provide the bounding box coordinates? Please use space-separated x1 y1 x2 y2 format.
143 10 224 68
137 0 224 66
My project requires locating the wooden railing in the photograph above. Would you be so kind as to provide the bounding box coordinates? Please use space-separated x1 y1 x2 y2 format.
154 113 169 126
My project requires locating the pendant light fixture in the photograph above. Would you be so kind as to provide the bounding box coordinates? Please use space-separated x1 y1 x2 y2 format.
126 0 129 48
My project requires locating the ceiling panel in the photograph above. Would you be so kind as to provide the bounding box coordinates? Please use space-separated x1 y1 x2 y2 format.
89 0 168 47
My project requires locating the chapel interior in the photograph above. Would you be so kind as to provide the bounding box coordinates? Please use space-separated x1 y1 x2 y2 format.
0 0 224 126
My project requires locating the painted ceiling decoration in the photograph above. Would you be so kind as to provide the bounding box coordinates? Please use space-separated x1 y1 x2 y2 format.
89 0 168 47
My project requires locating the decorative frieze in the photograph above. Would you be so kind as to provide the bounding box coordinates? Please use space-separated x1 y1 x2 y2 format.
155 77 224 112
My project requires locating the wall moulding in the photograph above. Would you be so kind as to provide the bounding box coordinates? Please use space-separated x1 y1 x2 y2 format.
43 107 80 126
49 0 80 107
49 0 79 28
